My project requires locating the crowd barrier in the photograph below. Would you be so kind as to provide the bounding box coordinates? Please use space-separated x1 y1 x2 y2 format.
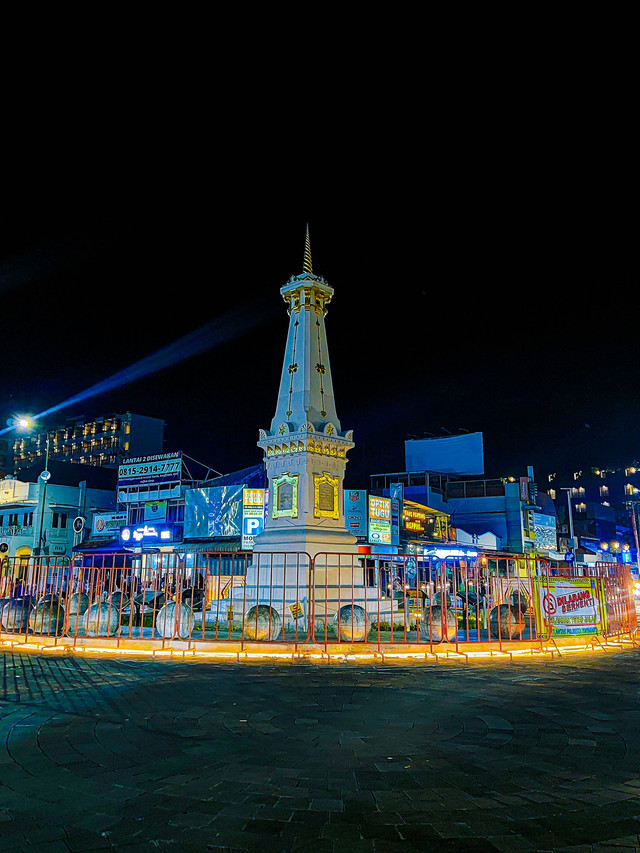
0 551 637 657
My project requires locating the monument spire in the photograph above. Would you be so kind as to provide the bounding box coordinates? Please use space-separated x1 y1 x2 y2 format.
303 224 313 274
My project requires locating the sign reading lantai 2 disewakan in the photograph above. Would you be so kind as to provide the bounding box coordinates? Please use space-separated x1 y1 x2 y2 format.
117 451 183 486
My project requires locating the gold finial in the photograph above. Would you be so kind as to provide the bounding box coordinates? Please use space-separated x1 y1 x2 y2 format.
303 224 313 274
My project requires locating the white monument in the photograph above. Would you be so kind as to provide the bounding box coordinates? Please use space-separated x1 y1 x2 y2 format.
254 227 358 557
233 229 385 634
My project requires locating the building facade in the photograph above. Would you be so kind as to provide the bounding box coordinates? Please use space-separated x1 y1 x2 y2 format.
0 464 117 561
12 412 164 474
547 464 640 564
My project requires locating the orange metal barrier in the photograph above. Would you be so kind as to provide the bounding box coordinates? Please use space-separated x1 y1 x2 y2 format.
0 551 637 654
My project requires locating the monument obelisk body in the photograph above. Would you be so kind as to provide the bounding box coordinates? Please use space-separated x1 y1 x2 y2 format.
254 228 358 557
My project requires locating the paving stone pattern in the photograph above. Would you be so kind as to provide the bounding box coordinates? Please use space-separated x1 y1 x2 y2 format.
1 649 640 852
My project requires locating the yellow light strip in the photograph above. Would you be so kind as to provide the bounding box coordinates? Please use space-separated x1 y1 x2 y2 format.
1 638 636 663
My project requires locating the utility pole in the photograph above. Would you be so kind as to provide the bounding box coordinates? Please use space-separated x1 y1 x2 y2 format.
629 501 640 567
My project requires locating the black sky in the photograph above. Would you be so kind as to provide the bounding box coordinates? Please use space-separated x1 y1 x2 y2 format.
1 115 636 489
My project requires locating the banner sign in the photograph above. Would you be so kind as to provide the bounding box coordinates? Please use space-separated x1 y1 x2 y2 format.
368 496 392 545
533 576 606 637
241 488 266 550
144 500 167 523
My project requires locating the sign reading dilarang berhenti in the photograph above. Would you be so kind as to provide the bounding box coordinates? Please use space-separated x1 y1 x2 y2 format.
533 576 607 637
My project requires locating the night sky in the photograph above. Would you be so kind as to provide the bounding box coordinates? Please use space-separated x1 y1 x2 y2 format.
2 141 636 490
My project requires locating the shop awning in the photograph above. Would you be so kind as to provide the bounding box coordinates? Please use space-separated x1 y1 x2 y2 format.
72 539 124 554
175 538 243 554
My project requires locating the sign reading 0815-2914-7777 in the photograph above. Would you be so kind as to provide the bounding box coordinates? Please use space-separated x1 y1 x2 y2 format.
117 451 183 487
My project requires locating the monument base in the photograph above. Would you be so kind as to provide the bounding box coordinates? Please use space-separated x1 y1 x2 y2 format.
229 550 394 634
252 524 359 559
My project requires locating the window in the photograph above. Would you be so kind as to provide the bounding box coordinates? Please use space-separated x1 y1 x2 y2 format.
23 512 33 526
167 503 185 523
599 485 609 497
52 512 68 529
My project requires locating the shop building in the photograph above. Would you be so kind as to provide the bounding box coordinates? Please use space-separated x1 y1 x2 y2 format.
0 461 117 562
76 454 268 567
370 432 563 564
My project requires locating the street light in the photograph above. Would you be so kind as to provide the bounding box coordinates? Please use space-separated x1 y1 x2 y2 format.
560 488 575 560
13 416 51 558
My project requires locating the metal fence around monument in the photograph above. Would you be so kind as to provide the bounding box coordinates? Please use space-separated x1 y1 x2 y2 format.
0 551 637 654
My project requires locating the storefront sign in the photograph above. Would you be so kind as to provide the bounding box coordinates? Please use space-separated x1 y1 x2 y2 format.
92 511 128 538
241 488 266 550
390 499 400 546
344 489 367 538
403 505 429 534
533 576 606 637
120 524 174 544
368 496 391 545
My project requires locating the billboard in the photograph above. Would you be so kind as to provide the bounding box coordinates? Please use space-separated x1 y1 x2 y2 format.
118 451 183 486
368 496 392 546
532 512 557 551
405 432 484 475
185 485 244 538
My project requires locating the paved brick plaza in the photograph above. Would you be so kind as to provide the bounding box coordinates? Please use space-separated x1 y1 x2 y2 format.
1 649 640 852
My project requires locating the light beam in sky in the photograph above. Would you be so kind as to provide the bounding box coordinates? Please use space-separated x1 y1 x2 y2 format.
0 297 279 435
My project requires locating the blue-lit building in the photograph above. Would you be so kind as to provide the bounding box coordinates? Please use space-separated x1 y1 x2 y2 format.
547 464 640 564
369 433 562 562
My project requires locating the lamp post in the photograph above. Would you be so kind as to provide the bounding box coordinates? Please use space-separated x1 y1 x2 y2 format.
560 488 575 561
12 417 50 560
35 431 51 558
